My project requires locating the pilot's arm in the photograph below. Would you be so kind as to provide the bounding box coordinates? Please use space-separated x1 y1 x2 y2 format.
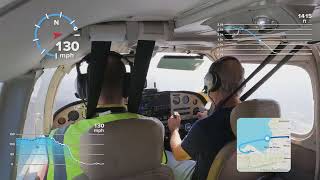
168 114 191 161
168 113 209 161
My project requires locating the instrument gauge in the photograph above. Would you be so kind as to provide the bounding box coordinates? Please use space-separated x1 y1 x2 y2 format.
193 99 198 105
33 12 80 59
57 117 66 125
182 95 190 104
68 110 80 121
172 96 180 105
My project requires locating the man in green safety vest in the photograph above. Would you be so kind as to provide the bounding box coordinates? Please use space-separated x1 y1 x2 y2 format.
44 52 166 180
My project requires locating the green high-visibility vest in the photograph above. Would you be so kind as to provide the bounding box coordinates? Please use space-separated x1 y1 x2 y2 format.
47 112 167 180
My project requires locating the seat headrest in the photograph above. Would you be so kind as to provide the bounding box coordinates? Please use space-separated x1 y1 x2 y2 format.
79 117 165 179
230 99 281 136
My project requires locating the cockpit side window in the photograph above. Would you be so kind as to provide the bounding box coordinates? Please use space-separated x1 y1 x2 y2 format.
24 68 56 137
54 62 88 112
18 68 56 179
53 67 79 112
242 64 314 135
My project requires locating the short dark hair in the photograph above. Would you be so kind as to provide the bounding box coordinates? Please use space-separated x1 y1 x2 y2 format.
211 56 244 96
100 53 126 98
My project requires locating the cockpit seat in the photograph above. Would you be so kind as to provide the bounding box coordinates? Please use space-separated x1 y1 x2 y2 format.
77 117 174 180
206 99 281 180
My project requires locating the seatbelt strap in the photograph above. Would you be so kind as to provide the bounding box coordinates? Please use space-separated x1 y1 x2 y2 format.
86 41 111 118
128 40 155 113
47 126 70 180
217 43 287 109
240 45 304 101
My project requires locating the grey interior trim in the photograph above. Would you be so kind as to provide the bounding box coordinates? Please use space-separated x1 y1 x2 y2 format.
0 0 203 81
0 72 37 180
0 0 30 17
312 6 320 41
311 45 320 180
89 21 173 42
175 0 260 27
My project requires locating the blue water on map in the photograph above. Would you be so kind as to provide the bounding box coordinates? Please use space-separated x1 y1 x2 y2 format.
237 118 272 153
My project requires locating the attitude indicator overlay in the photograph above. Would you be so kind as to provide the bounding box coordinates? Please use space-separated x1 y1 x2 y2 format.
33 12 80 59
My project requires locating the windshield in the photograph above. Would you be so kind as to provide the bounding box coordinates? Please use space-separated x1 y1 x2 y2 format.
147 57 314 134
146 52 212 92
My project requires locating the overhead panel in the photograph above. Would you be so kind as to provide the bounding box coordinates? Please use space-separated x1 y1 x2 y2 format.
89 21 174 42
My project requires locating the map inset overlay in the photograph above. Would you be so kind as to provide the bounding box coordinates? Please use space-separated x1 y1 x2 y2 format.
237 118 291 172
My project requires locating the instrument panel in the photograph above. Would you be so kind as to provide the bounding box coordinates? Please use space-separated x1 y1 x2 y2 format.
52 101 86 129
137 89 207 150
53 90 207 138
138 89 207 122
138 89 207 147
170 92 206 121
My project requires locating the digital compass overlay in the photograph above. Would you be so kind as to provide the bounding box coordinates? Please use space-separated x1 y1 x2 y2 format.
33 12 80 59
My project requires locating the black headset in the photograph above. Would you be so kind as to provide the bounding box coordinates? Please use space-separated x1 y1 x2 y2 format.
203 56 240 94
75 51 132 101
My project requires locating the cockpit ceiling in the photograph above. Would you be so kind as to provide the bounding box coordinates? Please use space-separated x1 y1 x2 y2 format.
0 0 207 81
0 0 318 81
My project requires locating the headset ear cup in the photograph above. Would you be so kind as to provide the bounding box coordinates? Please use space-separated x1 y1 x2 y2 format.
76 74 88 100
76 75 82 98
210 72 221 92
82 74 88 99
122 73 131 98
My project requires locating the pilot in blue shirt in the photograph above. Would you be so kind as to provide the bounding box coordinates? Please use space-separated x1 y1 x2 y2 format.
166 56 245 180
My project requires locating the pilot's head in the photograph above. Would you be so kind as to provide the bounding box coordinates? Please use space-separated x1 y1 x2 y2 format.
204 56 244 106
98 52 126 105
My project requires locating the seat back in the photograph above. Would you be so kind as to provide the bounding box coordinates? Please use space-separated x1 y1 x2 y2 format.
282 143 315 180
207 99 281 180
78 117 174 180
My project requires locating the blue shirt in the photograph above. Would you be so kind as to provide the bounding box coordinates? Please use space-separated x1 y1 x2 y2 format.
181 107 235 180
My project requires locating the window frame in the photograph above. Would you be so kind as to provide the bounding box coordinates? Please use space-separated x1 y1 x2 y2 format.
290 61 317 141
43 65 74 134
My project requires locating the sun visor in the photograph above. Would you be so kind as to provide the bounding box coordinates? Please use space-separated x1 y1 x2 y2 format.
89 22 127 41
89 21 173 41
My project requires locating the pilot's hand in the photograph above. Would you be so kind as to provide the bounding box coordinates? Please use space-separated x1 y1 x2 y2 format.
197 111 208 120
168 112 181 133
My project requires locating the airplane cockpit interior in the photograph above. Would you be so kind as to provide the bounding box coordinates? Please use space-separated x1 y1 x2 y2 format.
0 0 320 180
